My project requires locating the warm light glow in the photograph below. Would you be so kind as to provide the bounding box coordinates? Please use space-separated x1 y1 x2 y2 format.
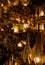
12 54 14 61
1 3 4 7
27 20 30 24
7 0 11 4
34 57 41 63
13 0 19 6
34 23 38 30
23 3 28 6
7 0 19 6
20 0 29 6
13 25 19 33
1 29 4 31
15 17 21 23
35 14 38 17
39 10 44 17
39 23 44 31
21 41 26 45
23 29 26 32
28 53 32 64
15 62 17 65
3 6 8 11
17 42 23 47
23 24 29 29
22 19 25 23
29 54 32 58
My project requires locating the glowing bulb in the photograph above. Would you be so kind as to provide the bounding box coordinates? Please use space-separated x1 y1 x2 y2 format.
17 42 23 47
